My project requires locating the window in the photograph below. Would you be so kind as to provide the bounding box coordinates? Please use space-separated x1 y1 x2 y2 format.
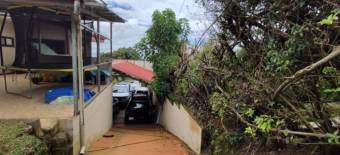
1 36 14 47
1 37 4 45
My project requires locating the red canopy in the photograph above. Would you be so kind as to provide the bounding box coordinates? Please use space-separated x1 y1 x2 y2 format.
112 60 154 83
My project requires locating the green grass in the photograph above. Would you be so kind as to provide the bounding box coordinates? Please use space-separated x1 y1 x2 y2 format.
0 121 48 155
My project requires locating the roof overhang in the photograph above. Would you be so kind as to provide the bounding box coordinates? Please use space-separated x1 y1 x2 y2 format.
0 0 125 22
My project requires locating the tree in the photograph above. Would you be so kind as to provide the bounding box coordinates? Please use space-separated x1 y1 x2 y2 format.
137 9 190 98
172 0 339 154
102 47 141 60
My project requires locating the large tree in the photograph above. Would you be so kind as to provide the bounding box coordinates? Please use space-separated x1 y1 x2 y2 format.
137 9 190 98
172 0 339 154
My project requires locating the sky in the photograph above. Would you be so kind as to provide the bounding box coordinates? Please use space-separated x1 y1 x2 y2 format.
97 0 211 53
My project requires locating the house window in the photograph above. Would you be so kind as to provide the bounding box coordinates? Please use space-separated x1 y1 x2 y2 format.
1 36 14 47
0 37 4 45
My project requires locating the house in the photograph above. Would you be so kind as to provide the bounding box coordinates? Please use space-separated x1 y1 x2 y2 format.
0 0 124 154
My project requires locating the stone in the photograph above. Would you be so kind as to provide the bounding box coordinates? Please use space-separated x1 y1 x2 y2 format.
58 119 74 138
103 132 114 137
51 132 69 146
40 119 59 136
26 119 44 137
23 125 33 134
51 145 73 155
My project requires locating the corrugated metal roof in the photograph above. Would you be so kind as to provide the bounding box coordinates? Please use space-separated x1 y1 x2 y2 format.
0 0 125 22
112 60 154 83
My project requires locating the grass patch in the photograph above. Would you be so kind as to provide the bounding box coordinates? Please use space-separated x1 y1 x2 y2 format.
0 121 48 155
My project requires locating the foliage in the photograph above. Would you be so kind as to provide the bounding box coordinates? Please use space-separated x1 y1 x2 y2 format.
171 0 340 154
211 130 244 155
326 130 340 144
319 9 340 25
320 66 340 100
244 127 256 137
209 92 228 118
0 121 48 155
137 9 190 99
254 115 274 133
101 47 141 60
244 108 255 118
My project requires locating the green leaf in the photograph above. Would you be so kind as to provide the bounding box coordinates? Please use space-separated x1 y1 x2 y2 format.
283 130 289 137
324 88 340 93
254 115 274 133
319 14 338 25
245 108 255 117
244 127 256 137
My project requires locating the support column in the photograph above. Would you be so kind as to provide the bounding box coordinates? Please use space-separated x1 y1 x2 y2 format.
110 22 112 58
96 20 100 92
109 22 113 82
72 0 85 153
71 5 78 116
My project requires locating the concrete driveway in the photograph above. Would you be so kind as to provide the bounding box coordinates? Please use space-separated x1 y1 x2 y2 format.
87 112 190 155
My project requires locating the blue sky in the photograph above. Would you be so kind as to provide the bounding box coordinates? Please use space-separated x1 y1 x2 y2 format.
97 0 211 53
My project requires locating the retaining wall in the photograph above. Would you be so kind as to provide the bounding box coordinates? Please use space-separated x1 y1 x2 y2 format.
73 84 113 154
159 99 202 154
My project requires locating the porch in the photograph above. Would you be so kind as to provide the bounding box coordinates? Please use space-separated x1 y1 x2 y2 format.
0 74 73 119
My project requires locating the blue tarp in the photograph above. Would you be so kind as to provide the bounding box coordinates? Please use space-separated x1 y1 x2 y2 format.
45 87 96 104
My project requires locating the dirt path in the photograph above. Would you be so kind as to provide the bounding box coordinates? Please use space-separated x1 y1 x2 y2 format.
87 111 190 155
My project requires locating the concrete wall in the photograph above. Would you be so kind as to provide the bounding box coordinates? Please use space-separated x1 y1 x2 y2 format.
159 99 202 154
73 84 113 154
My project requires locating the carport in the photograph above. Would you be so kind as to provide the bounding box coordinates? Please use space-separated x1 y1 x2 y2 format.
88 59 201 155
87 111 191 155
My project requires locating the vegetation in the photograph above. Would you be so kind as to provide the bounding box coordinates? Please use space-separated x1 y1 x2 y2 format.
161 0 340 154
102 47 141 60
137 9 190 99
0 121 48 155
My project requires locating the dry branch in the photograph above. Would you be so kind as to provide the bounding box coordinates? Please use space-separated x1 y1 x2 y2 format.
215 84 328 139
273 46 340 99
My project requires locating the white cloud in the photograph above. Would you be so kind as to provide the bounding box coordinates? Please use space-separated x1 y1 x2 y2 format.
98 0 211 52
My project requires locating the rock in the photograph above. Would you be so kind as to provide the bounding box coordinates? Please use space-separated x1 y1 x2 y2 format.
50 132 71 155
103 132 114 137
51 132 68 146
58 119 74 138
40 119 59 136
26 120 44 137
51 145 72 155
23 125 33 134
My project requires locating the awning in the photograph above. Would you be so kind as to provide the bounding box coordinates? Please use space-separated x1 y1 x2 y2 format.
0 0 125 22
112 60 154 83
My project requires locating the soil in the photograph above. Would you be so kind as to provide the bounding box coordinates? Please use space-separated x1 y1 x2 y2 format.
87 110 193 155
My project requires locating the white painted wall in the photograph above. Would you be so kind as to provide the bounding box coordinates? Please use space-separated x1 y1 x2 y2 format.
73 84 113 154
0 16 15 66
159 99 202 154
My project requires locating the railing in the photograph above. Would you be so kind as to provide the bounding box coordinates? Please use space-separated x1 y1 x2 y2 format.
83 61 112 109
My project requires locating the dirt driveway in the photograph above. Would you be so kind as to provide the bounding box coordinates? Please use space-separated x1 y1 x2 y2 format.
87 112 190 155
